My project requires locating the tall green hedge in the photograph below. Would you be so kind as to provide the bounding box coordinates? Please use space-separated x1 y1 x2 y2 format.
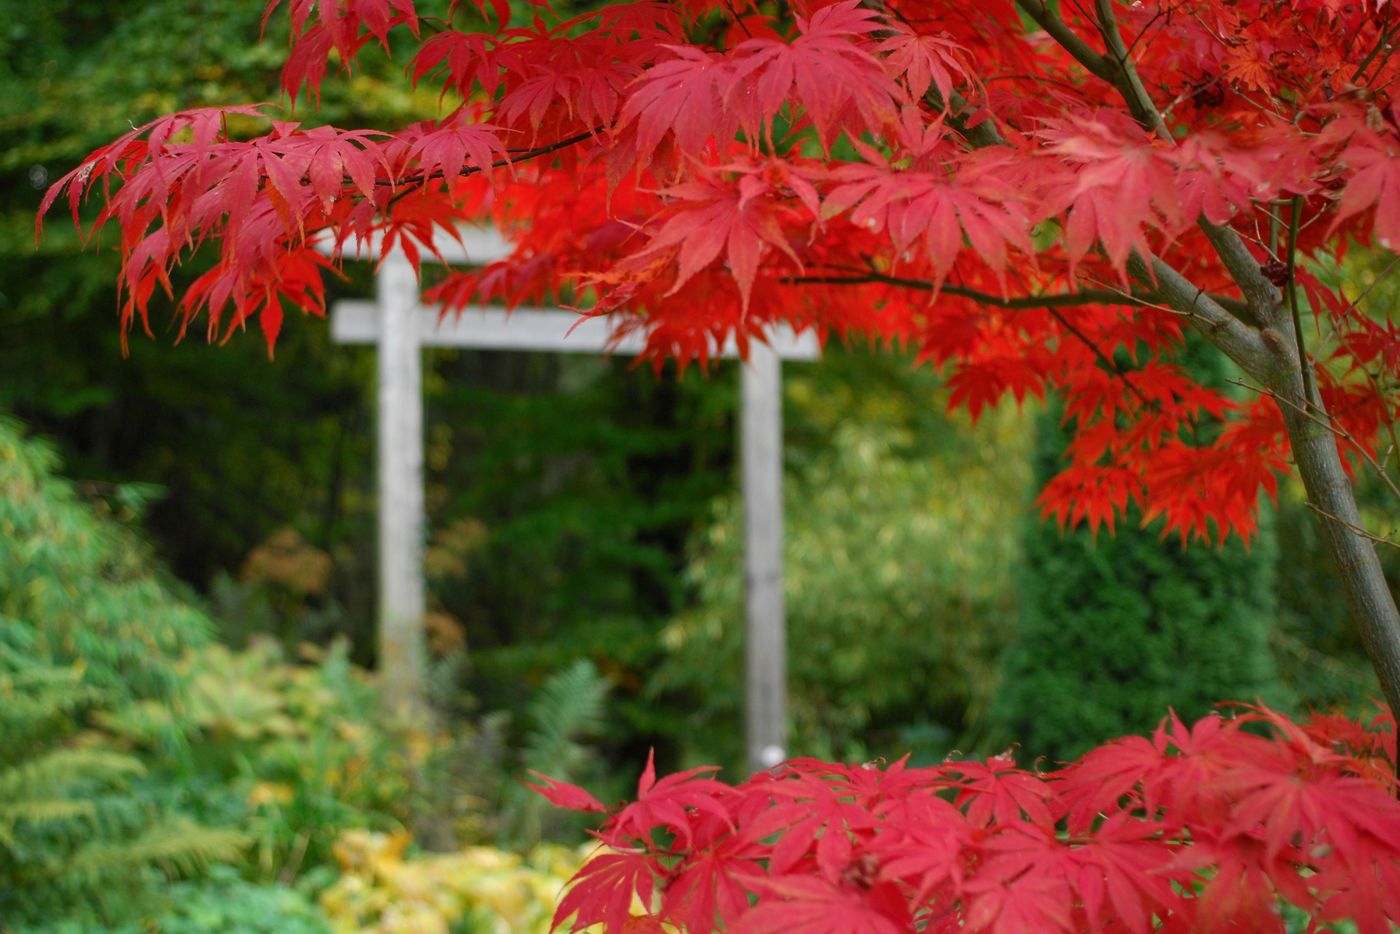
986 352 1283 764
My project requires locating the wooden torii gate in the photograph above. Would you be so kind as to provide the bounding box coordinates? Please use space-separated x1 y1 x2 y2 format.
326 228 819 774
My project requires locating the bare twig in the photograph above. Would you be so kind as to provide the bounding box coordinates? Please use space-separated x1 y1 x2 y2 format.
1230 377 1400 505
1304 501 1400 551
782 273 1135 309
783 271 1153 403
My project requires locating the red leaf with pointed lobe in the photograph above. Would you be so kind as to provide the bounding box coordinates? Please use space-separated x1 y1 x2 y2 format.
526 772 607 814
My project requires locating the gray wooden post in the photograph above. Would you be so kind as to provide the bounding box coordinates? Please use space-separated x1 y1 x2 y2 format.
375 248 429 717
741 342 787 773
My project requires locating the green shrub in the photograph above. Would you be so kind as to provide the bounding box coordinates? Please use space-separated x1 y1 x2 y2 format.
0 418 247 927
99 638 431 884
0 655 246 928
0 416 211 705
647 350 1030 770
127 866 330 934
497 659 610 848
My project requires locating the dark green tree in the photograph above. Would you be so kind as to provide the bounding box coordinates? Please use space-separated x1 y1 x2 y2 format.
986 345 1284 763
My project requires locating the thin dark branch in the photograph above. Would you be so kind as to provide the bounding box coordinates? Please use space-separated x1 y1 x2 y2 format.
1123 6 1165 59
1353 13 1399 83
1230 377 1400 505
1305 502 1400 551
723 0 754 38
1044 305 1153 406
1349 253 1400 311
783 273 1134 309
783 272 1153 404
377 128 601 190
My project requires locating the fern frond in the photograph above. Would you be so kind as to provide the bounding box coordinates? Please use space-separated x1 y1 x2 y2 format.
503 660 610 846
520 659 609 780
0 747 143 801
57 818 247 884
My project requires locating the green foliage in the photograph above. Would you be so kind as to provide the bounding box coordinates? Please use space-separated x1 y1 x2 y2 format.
123 866 330 934
23 866 331 934
0 663 134 850
646 347 1030 771
0 659 247 928
318 831 584 934
0 0 408 621
431 355 733 653
100 638 428 885
986 346 1284 762
0 417 250 926
0 416 211 704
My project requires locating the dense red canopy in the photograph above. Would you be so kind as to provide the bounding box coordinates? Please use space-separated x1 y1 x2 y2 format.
40 0 1400 547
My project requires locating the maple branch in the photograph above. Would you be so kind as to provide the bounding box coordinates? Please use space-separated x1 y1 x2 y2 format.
1122 6 1166 60
1126 251 1274 382
1354 15 1400 83
784 272 1153 403
782 273 1133 309
1074 0 1298 355
1230 377 1400 507
1196 221 1283 328
1031 0 1292 350
1304 503 1400 551
1280 404 1400 731
929 87 1004 150
1093 0 1171 140
1043 306 1153 406
1013 0 1117 83
378 128 600 192
1349 253 1400 311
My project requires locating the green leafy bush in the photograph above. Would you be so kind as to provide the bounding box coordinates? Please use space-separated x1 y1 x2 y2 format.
121 866 330 934
648 350 1030 769
0 416 210 705
498 659 610 848
986 391 1283 762
0 654 246 928
100 637 435 885
0 418 248 927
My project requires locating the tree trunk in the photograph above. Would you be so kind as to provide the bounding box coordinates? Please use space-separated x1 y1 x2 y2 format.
1275 378 1400 723
1148 239 1400 727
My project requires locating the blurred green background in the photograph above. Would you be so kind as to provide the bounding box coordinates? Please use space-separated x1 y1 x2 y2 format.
1 0 1395 929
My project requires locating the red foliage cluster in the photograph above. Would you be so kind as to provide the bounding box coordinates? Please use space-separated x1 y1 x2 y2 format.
534 706 1400 932
36 0 1400 546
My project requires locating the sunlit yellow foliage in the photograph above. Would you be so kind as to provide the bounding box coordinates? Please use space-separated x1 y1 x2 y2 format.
320 830 588 934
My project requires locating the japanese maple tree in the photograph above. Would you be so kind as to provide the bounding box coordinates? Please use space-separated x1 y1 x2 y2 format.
533 705 1400 931
37 0 1400 715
